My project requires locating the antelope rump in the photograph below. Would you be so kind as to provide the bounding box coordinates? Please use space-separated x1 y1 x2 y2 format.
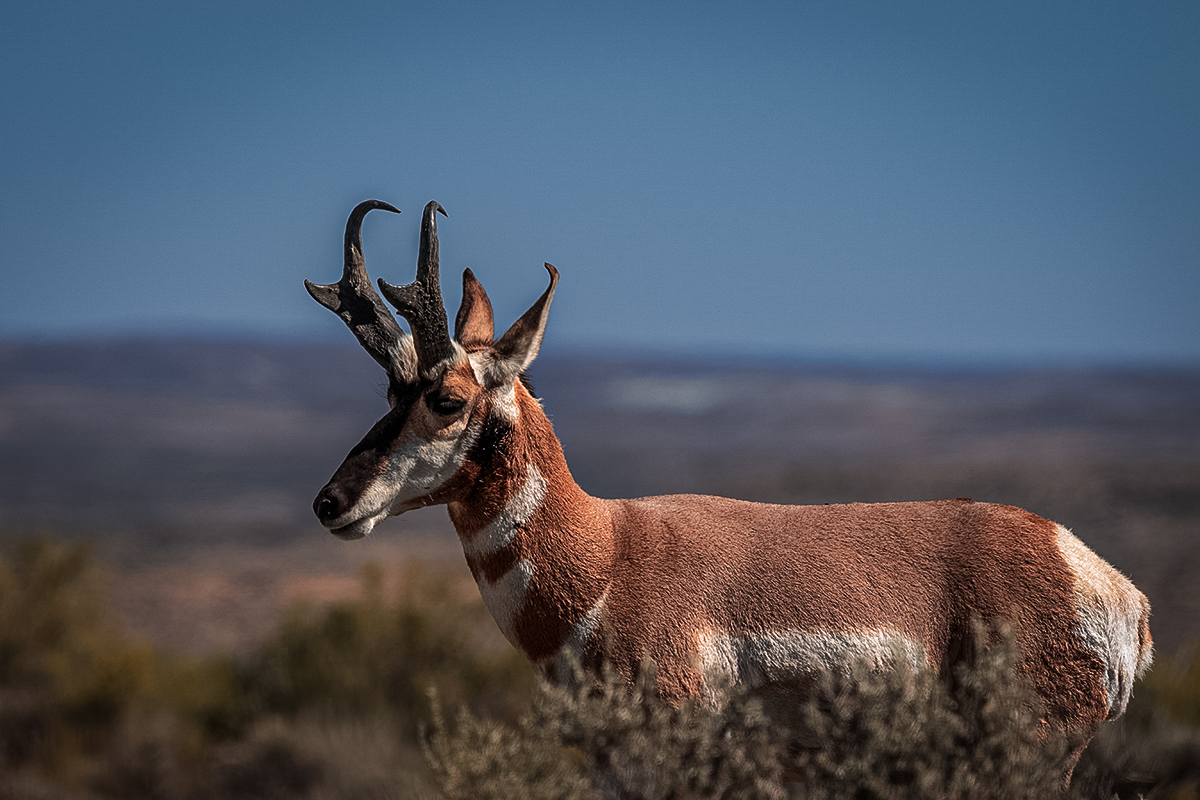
306 199 1152 776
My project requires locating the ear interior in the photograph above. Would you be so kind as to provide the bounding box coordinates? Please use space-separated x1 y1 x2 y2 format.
454 269 495 350
480 263 558 387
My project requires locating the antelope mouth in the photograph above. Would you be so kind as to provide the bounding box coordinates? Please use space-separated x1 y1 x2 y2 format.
327 510 389 541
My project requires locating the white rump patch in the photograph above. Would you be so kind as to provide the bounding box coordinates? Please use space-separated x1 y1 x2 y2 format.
1056 524 1151 717
695 628 927 690
461 463 547 558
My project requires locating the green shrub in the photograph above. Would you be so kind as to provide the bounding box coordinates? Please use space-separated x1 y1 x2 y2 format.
1073 647 1200 800
241 561 533 733
0 539 149 710
1144 647 1200 728
0 538 160 776
0 538 531 797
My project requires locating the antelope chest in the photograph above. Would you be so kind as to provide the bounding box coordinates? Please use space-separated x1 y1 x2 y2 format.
456 463 547 646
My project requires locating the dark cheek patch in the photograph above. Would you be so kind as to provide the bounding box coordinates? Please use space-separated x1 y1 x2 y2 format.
329 384 424 504
348 386 420 459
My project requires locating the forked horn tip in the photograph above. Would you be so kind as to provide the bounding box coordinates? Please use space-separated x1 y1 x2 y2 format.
304 279 336 305
376 277 413 308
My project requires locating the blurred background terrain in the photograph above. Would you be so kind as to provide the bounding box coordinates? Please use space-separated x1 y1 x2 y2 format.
1 338 1195 654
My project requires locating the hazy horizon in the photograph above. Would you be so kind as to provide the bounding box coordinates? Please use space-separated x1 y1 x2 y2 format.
2 331 1198 373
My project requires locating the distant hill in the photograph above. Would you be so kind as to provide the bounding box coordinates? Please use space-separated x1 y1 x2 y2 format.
1 339 1196 648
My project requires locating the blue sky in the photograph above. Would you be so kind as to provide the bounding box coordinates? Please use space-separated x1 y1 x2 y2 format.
1 1 1197 364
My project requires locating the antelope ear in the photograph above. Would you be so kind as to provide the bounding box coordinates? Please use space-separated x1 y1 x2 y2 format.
480 264 558 387
454 269 495 350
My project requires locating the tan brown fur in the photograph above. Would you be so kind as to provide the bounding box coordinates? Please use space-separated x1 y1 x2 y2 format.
437 382 1119 735
447 388 615 662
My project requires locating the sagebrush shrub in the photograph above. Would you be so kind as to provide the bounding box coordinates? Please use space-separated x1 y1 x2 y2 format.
424 657 785 800
425 625 1080 800
793 622 1072 799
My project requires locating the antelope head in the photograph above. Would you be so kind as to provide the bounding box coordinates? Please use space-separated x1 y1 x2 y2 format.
307 200 557 539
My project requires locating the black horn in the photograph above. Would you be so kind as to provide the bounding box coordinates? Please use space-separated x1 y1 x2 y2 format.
379 201 455 374
305 200 415 382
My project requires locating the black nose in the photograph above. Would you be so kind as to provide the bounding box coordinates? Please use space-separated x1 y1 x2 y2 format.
313 486 343 524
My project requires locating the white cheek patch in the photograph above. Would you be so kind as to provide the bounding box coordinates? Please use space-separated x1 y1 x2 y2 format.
1055 524 1151 717
477 558 535 647
343 419 482 524
695 628 927 691
385 420 481 505
461 463 547 558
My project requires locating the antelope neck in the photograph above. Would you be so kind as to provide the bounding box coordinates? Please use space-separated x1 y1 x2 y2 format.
447 386 615 662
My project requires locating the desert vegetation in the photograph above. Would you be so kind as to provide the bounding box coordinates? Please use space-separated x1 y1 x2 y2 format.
0 536 1197 799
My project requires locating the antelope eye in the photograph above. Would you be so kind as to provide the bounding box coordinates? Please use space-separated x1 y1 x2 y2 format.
428 395 466 416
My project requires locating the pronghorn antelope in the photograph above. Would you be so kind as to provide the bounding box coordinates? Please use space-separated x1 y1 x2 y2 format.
308 199 1152 761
